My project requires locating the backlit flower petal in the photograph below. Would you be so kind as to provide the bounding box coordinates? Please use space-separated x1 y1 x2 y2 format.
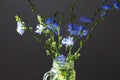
16 21 25 36
61 36 74 46
101 4 111 10
80 16 92 23
113 2 120 10
35 24 46 35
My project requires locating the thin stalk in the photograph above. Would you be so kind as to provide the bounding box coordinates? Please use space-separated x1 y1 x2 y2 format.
50 31 59 57
70 0 77 23
74 1 108 55
57 27 61 52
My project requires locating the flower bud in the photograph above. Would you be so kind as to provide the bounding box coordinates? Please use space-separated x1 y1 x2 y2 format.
46 50 50 55
52 41 56 47
48 38 51 42
37 15 42 23
59 36 62 40
45 29 50 34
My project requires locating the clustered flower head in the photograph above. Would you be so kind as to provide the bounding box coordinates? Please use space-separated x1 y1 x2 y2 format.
45 17 59 34
68 23 82 35
100 0 120 17
68 23 88 37
46 18 58 30
15 0 120 61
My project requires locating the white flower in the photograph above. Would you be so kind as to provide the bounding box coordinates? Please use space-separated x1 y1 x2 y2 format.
35 24 46 35
61 36 74 46
16 21 25 36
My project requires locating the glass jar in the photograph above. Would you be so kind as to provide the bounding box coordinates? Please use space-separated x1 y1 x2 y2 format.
43 60 76 80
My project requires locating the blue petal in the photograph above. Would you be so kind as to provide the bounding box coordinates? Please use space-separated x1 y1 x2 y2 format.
46 17 54 24
100 11 107 17
53 23 59 29
80 27 88 37
113 2 120 10
57 55 66 62
101 4 111 10
47 23 58 30
68 23 82 35
82 29 88 36
80 16 92 23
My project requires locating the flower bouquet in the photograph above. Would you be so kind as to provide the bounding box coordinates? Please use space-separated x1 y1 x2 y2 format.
15 0 120 80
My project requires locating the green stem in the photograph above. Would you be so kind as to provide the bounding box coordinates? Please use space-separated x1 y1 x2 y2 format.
74 1 109 56
70 0 77 23
27 27 41 43
27 0 39 13
50 31 59 58
58 27 61 52
58 13 64 52
66 35 74 60
69 46 72 55
75 43 82 55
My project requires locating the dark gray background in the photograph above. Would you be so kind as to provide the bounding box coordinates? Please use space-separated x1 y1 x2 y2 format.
0 0 120 80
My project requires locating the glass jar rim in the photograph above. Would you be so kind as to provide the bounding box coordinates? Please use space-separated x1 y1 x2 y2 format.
52 59 74 70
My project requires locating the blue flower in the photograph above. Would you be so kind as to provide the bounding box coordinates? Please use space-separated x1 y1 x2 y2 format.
101 4 111 10
113 2 120 10
80 27 88 37
68 23 82 35
46 17 59 35
61 36 74 46
56 55 66 62
56 55 66 66
16 21 25 36
79 16 92 23
35 24 46 35
100 11 107 17
46 17 54 24
47 23 59 30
